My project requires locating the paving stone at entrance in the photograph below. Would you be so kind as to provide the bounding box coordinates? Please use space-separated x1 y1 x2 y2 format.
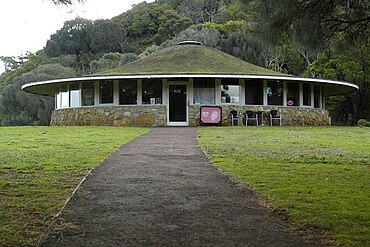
41 128 322 247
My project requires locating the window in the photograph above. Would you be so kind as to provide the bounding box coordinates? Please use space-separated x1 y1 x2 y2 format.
286 82 299 106
82 82 95 106
245 80 263 105
267 81 283 105
99 80 114 104
69 83 80 108
221 78 239 103
314 85 321 108
119 80 137 105
142 79 162 104
193 78 215 104
61 84 69 108
303 83 311 106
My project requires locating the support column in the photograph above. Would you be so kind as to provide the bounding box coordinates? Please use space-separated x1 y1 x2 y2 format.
137 79 142 105
79 82 82 107
239 79 245 105
263 80 268 105
113 80 119 105
94 80 99 106
310 84 315 107
299 82 303 106
215 78 221 105
283 81 287 106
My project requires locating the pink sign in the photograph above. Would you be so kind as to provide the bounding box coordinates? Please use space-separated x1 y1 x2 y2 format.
200 106 222 125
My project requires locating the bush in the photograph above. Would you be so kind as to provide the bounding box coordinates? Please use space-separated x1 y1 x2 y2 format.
357 119 370 127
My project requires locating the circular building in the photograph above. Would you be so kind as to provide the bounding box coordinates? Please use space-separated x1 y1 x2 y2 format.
22 42 358 126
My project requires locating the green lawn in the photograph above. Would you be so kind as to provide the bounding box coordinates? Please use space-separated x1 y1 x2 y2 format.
197 127 370 247
0 126 148 247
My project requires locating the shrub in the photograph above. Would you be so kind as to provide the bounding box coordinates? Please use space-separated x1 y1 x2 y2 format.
357 119 370 127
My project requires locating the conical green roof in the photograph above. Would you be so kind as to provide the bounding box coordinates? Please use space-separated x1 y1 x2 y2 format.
99 43 287 76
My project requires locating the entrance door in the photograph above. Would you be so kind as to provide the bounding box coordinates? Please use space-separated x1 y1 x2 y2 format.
168 84 188 125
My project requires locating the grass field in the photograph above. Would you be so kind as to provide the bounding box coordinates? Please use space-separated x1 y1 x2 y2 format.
0 126 148 246
197 126 370 246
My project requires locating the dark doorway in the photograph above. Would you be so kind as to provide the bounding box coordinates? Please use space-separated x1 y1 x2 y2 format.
169 84 187 122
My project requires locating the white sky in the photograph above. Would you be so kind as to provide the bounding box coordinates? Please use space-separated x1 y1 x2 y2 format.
0 0 154 74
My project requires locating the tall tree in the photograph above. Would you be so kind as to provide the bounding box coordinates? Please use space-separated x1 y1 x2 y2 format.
45 18 93 57
90 20 127 54
0 64 76 126
255 0 370 48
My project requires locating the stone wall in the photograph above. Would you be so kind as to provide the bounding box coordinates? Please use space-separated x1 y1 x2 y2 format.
51 105 329 127
50 106 166 126
189 105 330 126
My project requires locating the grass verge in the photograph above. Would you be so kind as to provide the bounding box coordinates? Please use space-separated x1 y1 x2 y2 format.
0 126 148 246
197 127 369 246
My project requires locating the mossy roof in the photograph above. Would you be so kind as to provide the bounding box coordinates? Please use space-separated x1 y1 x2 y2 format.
98 44 288 76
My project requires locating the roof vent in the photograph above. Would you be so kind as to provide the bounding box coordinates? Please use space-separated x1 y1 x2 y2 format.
178 40 202 46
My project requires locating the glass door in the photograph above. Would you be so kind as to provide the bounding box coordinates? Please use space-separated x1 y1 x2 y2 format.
168 84 188 125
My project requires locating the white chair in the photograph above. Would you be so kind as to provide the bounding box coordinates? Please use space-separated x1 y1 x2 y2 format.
246 111 258 126
270 110 282 126
230 110 238 126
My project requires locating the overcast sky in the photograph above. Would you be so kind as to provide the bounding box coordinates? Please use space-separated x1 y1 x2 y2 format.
0 0 154 74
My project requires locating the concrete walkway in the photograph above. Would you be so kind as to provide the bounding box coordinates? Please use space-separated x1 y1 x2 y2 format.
41 128 322 247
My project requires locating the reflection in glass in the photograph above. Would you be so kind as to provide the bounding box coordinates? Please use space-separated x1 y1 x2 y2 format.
245 80 263 105
267 81 283 105
82 82 95 106
286 82 299 106
100 80 114 104
119 80 137 105
193 78 215 104
221 78 239 103
142 79 162 104
303 83 311 106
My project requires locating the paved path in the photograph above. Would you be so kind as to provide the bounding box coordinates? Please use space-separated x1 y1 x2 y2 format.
41 128 322 247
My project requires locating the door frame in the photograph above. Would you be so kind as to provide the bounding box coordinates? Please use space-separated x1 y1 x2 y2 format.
166 81 189 126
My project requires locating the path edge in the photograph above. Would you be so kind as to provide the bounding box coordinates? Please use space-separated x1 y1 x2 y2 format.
36 129 151 247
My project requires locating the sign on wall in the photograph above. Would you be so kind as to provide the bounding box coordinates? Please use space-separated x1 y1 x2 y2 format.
200 106 222 125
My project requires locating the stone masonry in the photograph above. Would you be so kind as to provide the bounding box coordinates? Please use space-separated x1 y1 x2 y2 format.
51 105 329 127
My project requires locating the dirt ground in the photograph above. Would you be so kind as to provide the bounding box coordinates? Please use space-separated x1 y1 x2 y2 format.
40 127 323 247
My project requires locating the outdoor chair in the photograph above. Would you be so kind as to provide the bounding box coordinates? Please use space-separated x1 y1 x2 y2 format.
270 110 282 126
230 109 239 126
245 111 258 126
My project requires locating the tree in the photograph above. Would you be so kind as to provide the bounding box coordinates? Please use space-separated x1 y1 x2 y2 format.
90 20 127 54
44 18 93 57
255 0 370 48
308 44 370 125
0 64 76 126
154 10 193 45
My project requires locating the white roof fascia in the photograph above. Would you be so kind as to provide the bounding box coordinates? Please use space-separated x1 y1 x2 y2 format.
22 74 359 91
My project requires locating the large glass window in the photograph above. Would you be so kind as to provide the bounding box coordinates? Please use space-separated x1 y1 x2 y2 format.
221 78 239 103
193 78 215 104
82 82 95 106
69 83 80 108
119 80 137 105
61 84 69 108
100 80 114 104
314 85 321 108
303 83 312 106
267 81 283 105
142 79 162 104
245 79 263 105
286 82 299 106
